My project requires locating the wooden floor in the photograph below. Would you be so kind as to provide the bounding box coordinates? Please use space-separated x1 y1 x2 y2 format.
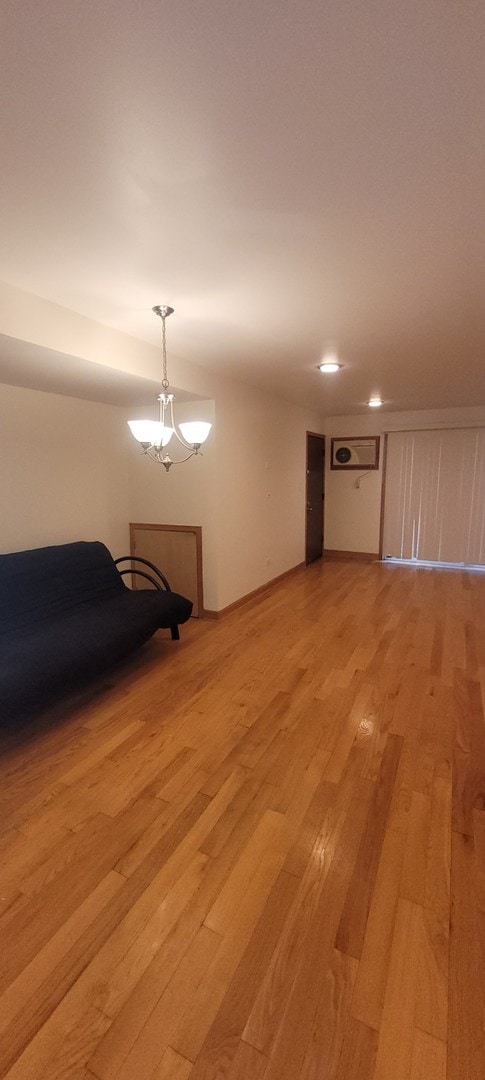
0 559 484 1080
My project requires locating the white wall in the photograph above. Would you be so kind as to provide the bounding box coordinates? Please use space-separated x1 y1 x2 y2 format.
0 375 325 614
5 283 485 582
12 373 484 600
324 405 485 555
213 383 324 609
127 382 325 611
0 382 132 557
0 285 328 609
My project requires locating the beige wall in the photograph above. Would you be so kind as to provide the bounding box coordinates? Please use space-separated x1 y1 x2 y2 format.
0 377 325 612
213 384 324 609
0 382 132 558
324 405 485 555
0 285 327 609
127 387 325 611
17 345 485 594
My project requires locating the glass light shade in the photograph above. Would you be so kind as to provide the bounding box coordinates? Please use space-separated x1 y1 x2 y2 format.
367 397 383 408
178 421 212 446
127 420 173 446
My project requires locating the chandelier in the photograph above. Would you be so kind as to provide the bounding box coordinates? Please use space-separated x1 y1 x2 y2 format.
128 305 211 471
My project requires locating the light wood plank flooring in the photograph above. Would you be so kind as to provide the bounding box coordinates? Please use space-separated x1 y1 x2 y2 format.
0 558 484 1079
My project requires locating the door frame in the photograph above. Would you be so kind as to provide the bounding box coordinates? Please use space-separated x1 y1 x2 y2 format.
305 431 325 564
378 433 389 559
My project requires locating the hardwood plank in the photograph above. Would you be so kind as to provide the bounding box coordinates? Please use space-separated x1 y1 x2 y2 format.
448 828 485 1079
234 692 295 770
164 724 247 802
281 774 335 878
334 1018 378 1080
1 852 211 1078
59 719 146 785
203 810 292 938
171 810 293 1063
226 1040 268 1079
355 698 391 784
0 872 124 1075
0 796 162 995
323 682 373 784
429 619 444 678
392 668 430 741
425 774 451 920
88 784 277 1079
0 786 235 1075
410 1029 447 1080
399 790 431 906
91 925 220 1080
251 778 374 1079
351 824 406 1031
297 948 358 1079
96 851 211 1020
0 822 70 902
179 870 297 1080
452 670 485 836
387 741 417 833
415 906 448 1044
74 730 189 817
244 796 358 1054
15 781 101 837
152 1047 193 1080
199 776 265 859
263 712 323 810
413 749 435 796
414 773 452 1044
335 733 402 958
372 898 422 1080
3 1003 112 1080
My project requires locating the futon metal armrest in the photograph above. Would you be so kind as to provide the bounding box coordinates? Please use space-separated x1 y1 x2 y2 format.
115 556 172 591
117 567 164 590
115 559 181 640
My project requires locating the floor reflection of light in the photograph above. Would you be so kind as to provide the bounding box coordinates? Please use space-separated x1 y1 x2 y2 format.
359 715 375 737
312 836 327 864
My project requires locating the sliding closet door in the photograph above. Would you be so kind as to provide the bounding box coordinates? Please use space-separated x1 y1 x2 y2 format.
382 428 485 565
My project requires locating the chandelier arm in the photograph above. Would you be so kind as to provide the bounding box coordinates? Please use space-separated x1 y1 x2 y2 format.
142 446 202 466
172 428 200 452
159 449 200 465
164 395 199 452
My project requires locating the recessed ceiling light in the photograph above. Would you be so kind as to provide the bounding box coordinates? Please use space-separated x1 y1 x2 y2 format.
318 351 342 373
367 396 383 407
318 361 341 373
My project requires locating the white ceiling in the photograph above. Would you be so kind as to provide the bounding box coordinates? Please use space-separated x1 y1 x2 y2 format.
1 0 484 414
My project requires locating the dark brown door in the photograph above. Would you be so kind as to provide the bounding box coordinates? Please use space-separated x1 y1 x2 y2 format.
305 433 325 564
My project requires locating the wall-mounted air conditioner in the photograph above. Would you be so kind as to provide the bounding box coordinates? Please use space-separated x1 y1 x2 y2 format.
330 436 380 470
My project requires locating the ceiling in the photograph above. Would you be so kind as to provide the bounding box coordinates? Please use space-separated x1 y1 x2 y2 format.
1 0 484 415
